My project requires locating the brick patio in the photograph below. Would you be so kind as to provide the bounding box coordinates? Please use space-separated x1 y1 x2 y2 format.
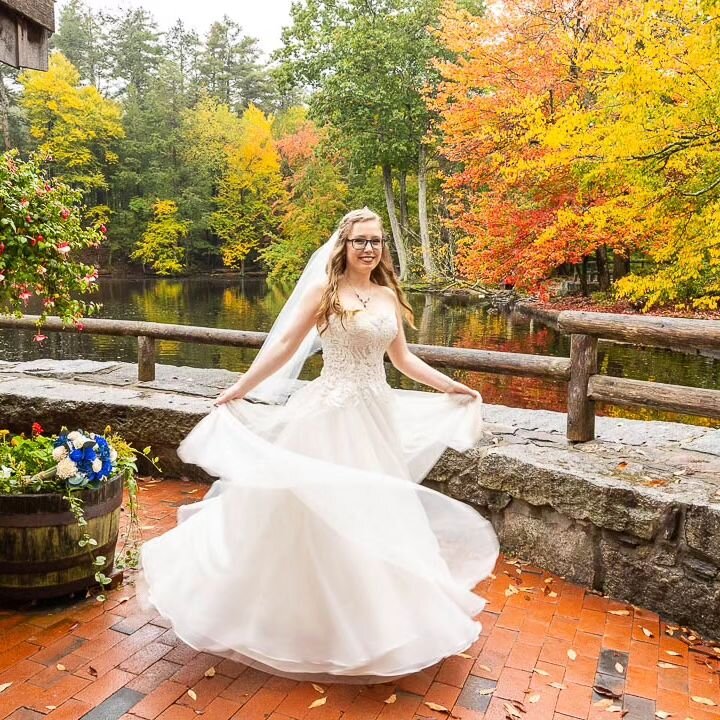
0 478 717 720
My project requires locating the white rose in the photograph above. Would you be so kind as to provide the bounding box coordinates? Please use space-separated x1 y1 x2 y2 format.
92 458 102 472
67 431 81 442
0 465 12 479
109 448 117 462
52 446 68 461
56 458 78 479
72 434 90 450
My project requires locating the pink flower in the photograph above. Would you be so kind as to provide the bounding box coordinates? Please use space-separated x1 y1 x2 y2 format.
74 321 85 332
19 291 31 301
25 215 32 223
56 242 71 254
20 198 28 208
0 242 4 255
60 208 70 220
32 334 47 343
99 224 107 234
43 298 55 308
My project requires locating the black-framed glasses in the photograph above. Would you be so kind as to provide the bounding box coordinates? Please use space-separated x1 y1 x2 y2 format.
346 237 385 251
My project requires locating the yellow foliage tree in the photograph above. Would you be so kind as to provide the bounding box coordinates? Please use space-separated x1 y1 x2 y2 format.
19 52 124 190
131 199 190 275
211 105 287 270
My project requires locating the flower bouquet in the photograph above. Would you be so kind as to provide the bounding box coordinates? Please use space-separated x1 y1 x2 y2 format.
0 423 156 602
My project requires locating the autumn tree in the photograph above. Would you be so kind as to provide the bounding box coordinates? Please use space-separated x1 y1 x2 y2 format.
261 113 348 281
280 0 448 280
131 199 190 275
19 53 124 192
211 105 287 271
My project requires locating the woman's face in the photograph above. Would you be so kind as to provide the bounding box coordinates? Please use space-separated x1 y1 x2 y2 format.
344 219 384 274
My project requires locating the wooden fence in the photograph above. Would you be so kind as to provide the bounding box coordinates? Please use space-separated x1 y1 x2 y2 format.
3 311 719 442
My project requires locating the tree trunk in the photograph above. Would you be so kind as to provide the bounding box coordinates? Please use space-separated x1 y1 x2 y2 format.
579 257 589 296
595 245 611 291
399 171 408 233
382 164 408 280
613 251 631 281
0 77 12 150
418 145 437 279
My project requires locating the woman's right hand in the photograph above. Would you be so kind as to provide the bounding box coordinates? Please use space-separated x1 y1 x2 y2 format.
214 382 246 406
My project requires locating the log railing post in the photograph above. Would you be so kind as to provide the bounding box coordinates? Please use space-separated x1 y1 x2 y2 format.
567 333 597 442
137 336 156 382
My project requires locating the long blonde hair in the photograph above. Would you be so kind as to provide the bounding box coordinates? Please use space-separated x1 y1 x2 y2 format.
317 207 415 334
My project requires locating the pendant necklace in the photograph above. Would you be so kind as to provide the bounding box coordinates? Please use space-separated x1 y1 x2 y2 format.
346 278 372 309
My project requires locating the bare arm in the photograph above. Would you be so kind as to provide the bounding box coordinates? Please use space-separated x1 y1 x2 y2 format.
215 283 325 405
385 291 479 398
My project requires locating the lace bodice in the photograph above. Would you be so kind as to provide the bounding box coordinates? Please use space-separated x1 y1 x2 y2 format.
315 308 398 406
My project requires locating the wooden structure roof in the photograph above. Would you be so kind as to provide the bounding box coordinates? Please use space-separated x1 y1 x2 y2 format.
0 0 54 71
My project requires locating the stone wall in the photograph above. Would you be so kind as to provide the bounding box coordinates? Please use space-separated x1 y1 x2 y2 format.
426 441 720 640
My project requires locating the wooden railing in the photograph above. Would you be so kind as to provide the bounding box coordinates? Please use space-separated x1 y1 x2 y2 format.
3 311 719 441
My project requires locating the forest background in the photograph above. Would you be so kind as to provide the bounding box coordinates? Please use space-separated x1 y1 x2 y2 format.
3 0 719 312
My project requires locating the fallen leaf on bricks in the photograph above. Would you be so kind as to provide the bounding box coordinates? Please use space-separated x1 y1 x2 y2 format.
425 702 450 713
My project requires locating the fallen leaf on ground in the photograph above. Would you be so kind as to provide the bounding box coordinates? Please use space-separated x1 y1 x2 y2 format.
609 610 630 616
204 667 216 678
658 662 679 669
477 664 493 673
88 666 98 677
549 682 567 690
567 649 577 661
384 694 397 704
0 683 12 694
56 664 66 671
187 690 197 701
665 651 682 656
594 699 613 709
477 688 495 696
615 663 625 674
503 702 521 718
527 694 540 704
641 627 655 638
312 684 325 694
425 702 450 713
308 698 327 709
606 705 623 713
655 711 671 718
455 653 473 659
532 668 549 676
593 685 622 699
691 697 717 707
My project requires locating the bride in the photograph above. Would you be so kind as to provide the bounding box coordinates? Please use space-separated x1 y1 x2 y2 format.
138 207 500 684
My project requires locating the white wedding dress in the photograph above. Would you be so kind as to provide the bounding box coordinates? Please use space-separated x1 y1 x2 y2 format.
138 307 499 683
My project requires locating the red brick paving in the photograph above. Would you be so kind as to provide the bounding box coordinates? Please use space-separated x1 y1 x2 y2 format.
0 478 716 719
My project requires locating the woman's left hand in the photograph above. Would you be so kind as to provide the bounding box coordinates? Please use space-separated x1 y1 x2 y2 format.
446 380 481 399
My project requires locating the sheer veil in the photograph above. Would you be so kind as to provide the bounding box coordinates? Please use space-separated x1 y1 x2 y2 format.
245 232 338 405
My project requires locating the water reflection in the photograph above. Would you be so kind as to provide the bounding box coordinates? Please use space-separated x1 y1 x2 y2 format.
2 277 718 427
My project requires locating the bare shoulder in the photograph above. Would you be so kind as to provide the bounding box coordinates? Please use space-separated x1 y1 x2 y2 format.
377 284 398 302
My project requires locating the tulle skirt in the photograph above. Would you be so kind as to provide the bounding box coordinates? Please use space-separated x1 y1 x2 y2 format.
137 381 500 683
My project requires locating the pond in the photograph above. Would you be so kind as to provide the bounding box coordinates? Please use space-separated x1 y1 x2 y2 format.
3 277 719 427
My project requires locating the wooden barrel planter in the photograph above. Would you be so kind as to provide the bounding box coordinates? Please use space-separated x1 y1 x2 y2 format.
0 471 125 601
